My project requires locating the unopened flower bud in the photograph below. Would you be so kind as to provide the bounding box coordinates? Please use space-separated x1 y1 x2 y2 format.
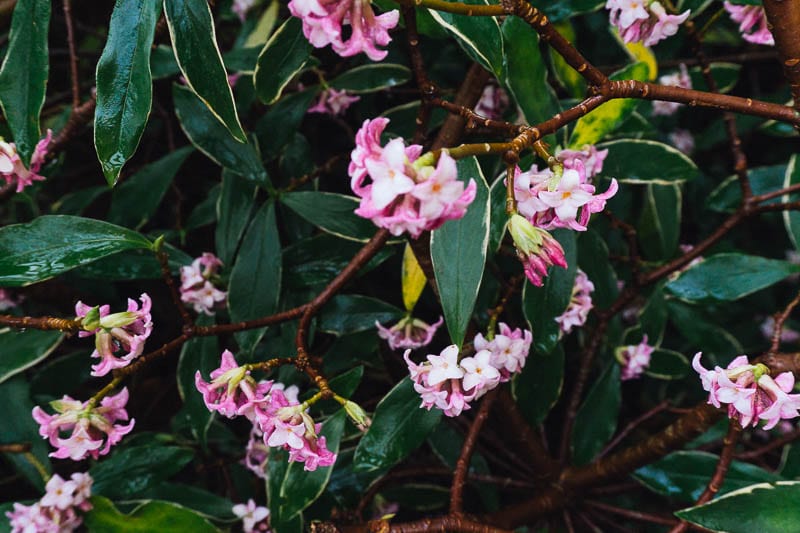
343 400 371 430
80 306 101 332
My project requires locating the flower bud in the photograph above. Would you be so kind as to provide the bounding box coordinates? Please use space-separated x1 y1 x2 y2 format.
343 400 371 430
80 306 101 331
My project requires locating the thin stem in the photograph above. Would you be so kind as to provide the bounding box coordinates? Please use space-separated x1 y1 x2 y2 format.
735 426 800 460
450 389 497 514
597 401 671 459
157 248 193 328
585 500 679 527
0 315 82 332
62 0 81 109
769 289 800 354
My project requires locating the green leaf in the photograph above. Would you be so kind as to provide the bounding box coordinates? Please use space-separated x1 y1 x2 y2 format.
783 155 800 250
634 451 780 503
70 245 192 281
0 330 63 385
256 89 318 161
707 165 786 213
94 0 162 185
85 496 219 533
136 483 235 520
577 229 618 310
280 191 380 242
0 378 51 490
571 362 621 466
0 215 152 286
512 344 564 426
521 229 577 355
151 44 180 79
173 84 268 185
431 157 490 348
569 62 649 147
688 62 741 93
278 410 347 519
53 186 108 215
228 201 282 354
254 18 311 104
216 171 257 265
426 0 504 76
108 146 193 229
164 0 246 142
330 63 411 94
550 21 586 99
638 284 667 345
644 349 689 380
599 139 699 184
318 295 403 335
0 0 50 167
666 253 800 303
637 184 681 261
354 377 442 472
90 445 194 500
488 175 508 252
176 315 218 446
667 300 743 361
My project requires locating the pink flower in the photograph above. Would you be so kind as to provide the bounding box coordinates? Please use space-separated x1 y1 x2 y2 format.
308 88 360 116
557 145 609 178
669 129 695 154
426 345 465 385
653 64 692 116
32 388 135 461
607 0 690 46
180 253 227 316
289 0 399 61
232 499 270 533
244 429 270 479
473 84 510 120
616 335 655 380
6 471 93 532
195 350 273 420
405 346 472 417
376 315 443 350
0 130 52 193
724 2 774 45
473 322 533 380
555 269 594 335
75 294 153 377
460 349 501 394
350 118 476 238
232 0 256 21
0 288 20 311
508 213 567 287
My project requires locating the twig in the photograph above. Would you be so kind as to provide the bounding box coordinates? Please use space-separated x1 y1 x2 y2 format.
157 249 193 328
585 500 679 527
735 426 800 460
451 389 498 514
597 401 671 459
62 0 81 109
762 0 800 115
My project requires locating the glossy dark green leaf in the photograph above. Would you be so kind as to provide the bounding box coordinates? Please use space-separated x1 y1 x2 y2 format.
644 349 689 380
256 89 317 161
533 0 605 21
431 157 490 348
707 165 786 213
488 176 508 252
53 186 108 216
254 18 311 104
0 0 50 167
84 496 219 533
571 362 621 466
330 63 411 94
512 344 564 426
354 377 442 472
427 0 504 76
0 215 152 286
216 171 257 265
638 184 681 261
688 62 741 93
783 155 800 250
70 245 192 281
94 0 161 185
599 139 698 184
177 315 218 446
638 284 667 345
666 253 800 303
164 0 246 142
577 229 618 310
380 100 448 139
0 330 63 385
137 483 235 520
280 191 379 242
90 445 194 500
318 295 403 335
0 378 51 490
521 229 577 355
151 44 180 79
667 300 743 360
634 451 780 503
108 146 193 228
550 20 585 98
228 201 282 354
268 447 304 532
223 46 262 73
173 84 268 185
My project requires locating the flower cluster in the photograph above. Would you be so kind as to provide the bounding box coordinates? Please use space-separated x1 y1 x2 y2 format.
376 315 443 350
233 499 271 533
0 130 52 193
556 269 594 335
289 0 399 61
196 350 336 471
652 64 691 116
617 335 655 380
473 84 510 120
724 2 774 45
308 88 360 116
75 294 153 377
6 473 93 533
350 118 477 238
405 323 532 416
32 388 135 461
693 354 800 429
606 0 690 46
180 253 227 316
508 214 567 287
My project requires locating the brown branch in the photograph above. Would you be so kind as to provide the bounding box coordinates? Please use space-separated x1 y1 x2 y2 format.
401 3 437 145
0 314 81 332
157 249 193 328
47 96 96 158
762 0 800 115
769 289 800 354
597 401 671 459
584 500 679 527
284 155 342 192
0 443 31 453
193 305 307 336
433 98 521 136
451 389 498 514
62 0 81 109
735 426 800 460
431 63 492 150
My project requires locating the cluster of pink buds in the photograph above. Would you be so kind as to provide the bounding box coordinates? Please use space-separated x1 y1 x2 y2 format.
288 0 399 61
606 0 690 46
405 323 531 416
308 88 360 116
349 118 477 238
723 2 774 45
233 499 271 533
180 253 227 316
652 64 691 116
556 269 594 335
32 388 135 461
473 84 510 120
6 472 93 533
75 293 153 377
196 350 336 471
508 214 567 287
0 130 52 193
693 354 800 429
616 335 655 380
376 315 443 350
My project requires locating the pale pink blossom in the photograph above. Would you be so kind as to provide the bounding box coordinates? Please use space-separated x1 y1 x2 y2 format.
376 315 443 350
180 252 227 316
473 322 533 380
232 0 256 21
473 84 510 120
232 499 271 533
405 347 472 417
607 0 689 46
653 64 692 116
556 269 594 335
427 345 465 385
508 213 567 287
460 349 501 393
669 129 695 154
0 130 52 193
308 88 360 116
557 145 609 178
195 350 273 420
617 334 655 380
244 429 270 479
0 288 19 311
724 2 774 45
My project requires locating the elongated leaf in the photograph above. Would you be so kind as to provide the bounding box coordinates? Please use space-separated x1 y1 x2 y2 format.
0 0 50 167
402 243 427 312
216 171 257 265
550 21 586 99
108 146 193 228
330 64 411 94
431 157 489 348
667 300 743 361
0 215 152 286
136 483 235 520
85 496 218 533
707 165 786 213
228 202 282 354
70 244 191 281
599 139 698 184
164 0 246 142
644 349 689 380
0 330 63 385
0 378 51 490
512 344 564 426
91 445 194 500
638 184 681 261
176 315 218 446
354 377 441 472
319 294 403 335
173 84 268 185
427 0 504 76
254 18 311 104
94 0 161 185
280 191 379 242
577 229 618 310
666 254 800 303
689 62 741 93
488 175 508 252
571 362 621 465
256 89 318 161
783 155 800 249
